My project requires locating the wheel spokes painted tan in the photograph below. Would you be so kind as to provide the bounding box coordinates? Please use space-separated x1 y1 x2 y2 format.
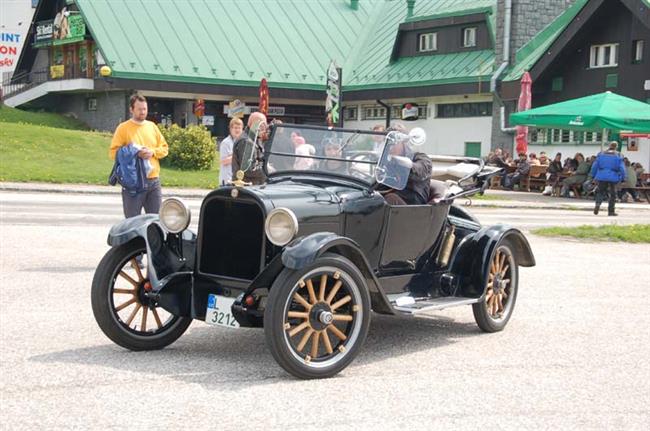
287 311 309 319
305 279 317 304
499 253 506 273
311 331 320 358
141 306 148 332
297 328 315 352
126 303 142 326
322 328 333 354
293 293 311 310
331 295 351 311
501 264 510 277
329 324 347 341
115 297 136 312
113 288 136 295
131 258 144 282
151 307 163 329
485 289 493 302
332 314 353 322
119 271 139 287
318 274 327 302
288 321 310 337
325 280 343 304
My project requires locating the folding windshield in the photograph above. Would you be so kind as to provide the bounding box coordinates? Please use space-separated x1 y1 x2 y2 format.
265 125 387 185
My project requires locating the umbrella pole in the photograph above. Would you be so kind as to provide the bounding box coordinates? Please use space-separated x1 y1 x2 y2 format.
601 128 607 151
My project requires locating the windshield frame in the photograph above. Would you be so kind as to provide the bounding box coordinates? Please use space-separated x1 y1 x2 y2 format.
263 123 388 186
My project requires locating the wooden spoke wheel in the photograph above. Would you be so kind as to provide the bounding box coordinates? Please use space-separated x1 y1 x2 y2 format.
472 240 518 333
91 239 191 351
264 254 370 379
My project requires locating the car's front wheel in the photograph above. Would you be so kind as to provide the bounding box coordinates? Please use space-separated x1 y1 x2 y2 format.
264 254 370 379
472 240 519 332
91 238 192 350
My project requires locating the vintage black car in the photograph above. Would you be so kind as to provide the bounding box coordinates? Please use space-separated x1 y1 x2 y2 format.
92 124 535 379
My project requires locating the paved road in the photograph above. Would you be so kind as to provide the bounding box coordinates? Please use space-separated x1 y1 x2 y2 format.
1 191 649 429
1 191 647 230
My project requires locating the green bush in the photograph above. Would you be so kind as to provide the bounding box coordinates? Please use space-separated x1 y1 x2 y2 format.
158 124 214 170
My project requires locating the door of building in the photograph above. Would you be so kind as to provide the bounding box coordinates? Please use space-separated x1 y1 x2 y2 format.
464 142 481 158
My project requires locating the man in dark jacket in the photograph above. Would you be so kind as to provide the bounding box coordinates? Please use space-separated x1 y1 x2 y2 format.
502 153 530 190
381 139 433 205
232 112 268 185
590 142 626 216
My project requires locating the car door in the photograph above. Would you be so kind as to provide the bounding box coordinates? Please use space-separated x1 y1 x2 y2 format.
378 203 448 273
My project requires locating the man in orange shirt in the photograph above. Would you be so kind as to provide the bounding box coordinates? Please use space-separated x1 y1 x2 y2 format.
110 93 168 218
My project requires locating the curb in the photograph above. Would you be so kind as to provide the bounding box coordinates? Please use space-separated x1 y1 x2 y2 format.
2 182 649 211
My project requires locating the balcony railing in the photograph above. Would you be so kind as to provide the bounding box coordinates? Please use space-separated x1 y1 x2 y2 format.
1 63 97 101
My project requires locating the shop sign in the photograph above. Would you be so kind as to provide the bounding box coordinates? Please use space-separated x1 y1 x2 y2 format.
35 20 54 43
228 99 246 118
267 106 285 116
202 115 215 126
50 65 65 79
627 137 638 151
0 33 20 68
52 14 86 45
401 103 419 121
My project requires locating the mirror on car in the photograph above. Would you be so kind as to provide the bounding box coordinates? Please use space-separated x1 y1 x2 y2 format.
409 127 426 146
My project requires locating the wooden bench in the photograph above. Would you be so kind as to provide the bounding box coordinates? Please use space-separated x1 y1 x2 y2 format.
521 165 548 192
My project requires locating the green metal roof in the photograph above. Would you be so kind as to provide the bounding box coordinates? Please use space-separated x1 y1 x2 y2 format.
503 0 589 82
76 0 380 90
346 0 496 90
75 0 497 91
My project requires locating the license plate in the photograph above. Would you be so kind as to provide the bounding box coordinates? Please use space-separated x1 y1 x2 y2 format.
205 294 240 329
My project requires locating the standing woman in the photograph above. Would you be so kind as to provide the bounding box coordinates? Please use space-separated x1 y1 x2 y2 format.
590 142 626 216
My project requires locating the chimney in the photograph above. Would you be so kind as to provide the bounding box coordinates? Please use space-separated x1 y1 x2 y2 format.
350 0 359 10
406 0 416 18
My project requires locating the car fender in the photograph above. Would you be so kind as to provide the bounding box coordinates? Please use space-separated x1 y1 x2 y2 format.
281 232 395 315
107 214 196 290
448 224 535 298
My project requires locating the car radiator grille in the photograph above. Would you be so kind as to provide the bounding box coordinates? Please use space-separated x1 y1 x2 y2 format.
198 197 265 280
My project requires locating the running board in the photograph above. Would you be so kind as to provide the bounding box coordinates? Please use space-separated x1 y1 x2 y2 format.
392 297 480 315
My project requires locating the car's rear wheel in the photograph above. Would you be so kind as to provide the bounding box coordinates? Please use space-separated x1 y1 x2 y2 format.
91 239 192 350
264 254 370 379
472 240 518 332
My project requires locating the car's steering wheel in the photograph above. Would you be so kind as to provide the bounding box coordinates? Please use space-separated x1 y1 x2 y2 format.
347 152 378 181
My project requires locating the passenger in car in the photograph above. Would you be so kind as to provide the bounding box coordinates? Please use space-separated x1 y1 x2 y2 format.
321 140 347 174
381 137 433 206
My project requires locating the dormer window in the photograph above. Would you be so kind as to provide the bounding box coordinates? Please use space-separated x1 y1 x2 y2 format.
418 32 437 52
462 27 477 47
589 43 618 68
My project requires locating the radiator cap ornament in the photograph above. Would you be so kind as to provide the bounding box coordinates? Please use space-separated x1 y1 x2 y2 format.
230 170 251 188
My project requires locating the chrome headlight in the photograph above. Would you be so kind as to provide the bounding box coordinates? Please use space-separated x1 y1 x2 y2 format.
159 198 191 233
265 208 298 246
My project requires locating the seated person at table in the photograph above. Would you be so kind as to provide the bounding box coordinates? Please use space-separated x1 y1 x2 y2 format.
528 153 541 166
542 152 563 195
618 159 641 202
538 151 550 166
488 148 510 168
380 136 433 206
501 152 530 190
560 153 590 197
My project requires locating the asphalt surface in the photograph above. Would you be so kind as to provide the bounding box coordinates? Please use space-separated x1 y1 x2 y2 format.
1 191 649 430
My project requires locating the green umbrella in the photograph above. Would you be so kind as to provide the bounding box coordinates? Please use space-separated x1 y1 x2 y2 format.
509 91 650 133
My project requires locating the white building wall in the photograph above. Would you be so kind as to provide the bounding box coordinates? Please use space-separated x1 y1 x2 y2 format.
343 95 494 157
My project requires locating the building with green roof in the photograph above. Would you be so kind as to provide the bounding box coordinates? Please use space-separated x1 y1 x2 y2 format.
3 0 649 160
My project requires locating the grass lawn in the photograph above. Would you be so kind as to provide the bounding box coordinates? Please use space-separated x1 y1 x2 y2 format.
0 121 220 189
532 224 650 243
0 104 88 130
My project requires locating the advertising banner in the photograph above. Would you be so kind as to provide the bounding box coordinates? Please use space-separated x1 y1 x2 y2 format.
50 65 65 79
325 60 342 127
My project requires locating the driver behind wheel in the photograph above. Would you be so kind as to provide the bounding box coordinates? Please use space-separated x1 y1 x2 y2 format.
381 130 432 205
